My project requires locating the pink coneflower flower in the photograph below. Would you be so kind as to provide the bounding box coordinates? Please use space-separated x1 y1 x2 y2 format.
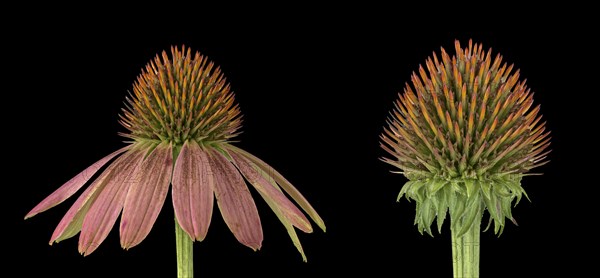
26 46 325 276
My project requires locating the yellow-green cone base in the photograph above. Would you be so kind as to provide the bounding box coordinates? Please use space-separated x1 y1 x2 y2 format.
397 175 525 236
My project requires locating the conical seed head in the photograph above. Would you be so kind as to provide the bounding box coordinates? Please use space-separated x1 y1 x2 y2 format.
120 46 241 145
382 40 550 181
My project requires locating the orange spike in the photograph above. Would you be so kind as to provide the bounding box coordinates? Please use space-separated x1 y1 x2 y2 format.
467 107 474 139
442 83 450 103
457 102 464 127
464 52 471 75
455 40 462 56
489 117 498 134
509 123 528 141
460 83 467 108
532 132 551 146
477 98 487 131
470 141 487 165
463 132 471 158
173 82 180 115
467 39 473 57
496 125 514 149
472 75 479 98
503 63 515 81
454 121 462 146
405 85 418 105
499 112 515 132
453 62 462 89
432 51 441 69
406 114 436 156
440 62 449 85
529 121 546 138
491 53 503 72
432 93 446 126
418 65 429 86
478 125 490 145
490 99 502 123
445 111 454 134
493 63 505 85
483 69 491 90
525 105 541 122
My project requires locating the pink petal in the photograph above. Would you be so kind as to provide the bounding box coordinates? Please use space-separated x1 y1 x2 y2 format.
172 140 214 241
210 150 263 250
226 145 326 232
78 148 146 255
50 165 114 244
26 146 129 219
229 151 312 233
120 143 173 249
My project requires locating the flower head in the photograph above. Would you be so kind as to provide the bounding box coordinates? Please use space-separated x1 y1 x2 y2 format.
381 40 550 235
26 46 325 261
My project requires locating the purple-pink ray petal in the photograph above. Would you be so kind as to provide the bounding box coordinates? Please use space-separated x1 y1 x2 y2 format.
172 140 214 241
120 143 173 249
78 148 146 255
26 147 129 219
229 151 312 233
226 145 326 232
50 163 116 244
210 150 263 250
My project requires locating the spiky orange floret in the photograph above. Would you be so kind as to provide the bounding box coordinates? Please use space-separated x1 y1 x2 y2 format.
119 46 241 145
381 40 550 181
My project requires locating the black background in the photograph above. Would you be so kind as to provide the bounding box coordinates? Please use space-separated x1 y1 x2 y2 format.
7 8 593 277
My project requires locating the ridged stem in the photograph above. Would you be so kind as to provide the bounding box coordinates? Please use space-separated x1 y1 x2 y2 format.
176 218 194 278
451 217 481 278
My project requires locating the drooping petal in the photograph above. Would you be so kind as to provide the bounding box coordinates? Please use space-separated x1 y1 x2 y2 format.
210 150 262 250
78 148 146 255
50 162 117 244
120 143 173 249
25 146 129 219
229 150 312 233
264 197 308 261
226 145 326 232
172 140 214 241
229 150 308 261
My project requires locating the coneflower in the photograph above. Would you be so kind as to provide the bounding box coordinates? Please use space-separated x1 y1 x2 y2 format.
381 40 550 277
26 46 325 277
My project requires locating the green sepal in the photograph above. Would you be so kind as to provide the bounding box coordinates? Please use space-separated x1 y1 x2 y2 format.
501 197 514 225
463 181 480 215
451 181 464 194
457 201 482 237
399 177 527 237
427 179 448 196
493 183 512 198
480 181 492 200
464 179 476 198
408 181 426 203
435 187 449 233
419 198 435 236
397 180 414 202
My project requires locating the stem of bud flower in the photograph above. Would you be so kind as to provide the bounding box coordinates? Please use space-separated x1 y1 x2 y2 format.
451 214 481 278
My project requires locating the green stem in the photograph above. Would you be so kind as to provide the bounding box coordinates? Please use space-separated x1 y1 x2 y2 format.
451 219 480 278
176 219 194 278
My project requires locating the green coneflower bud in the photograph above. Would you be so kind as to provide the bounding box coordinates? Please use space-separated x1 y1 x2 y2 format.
381 40 550 277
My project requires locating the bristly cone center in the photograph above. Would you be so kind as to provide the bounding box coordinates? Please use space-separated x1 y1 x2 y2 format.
119 46 242 146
